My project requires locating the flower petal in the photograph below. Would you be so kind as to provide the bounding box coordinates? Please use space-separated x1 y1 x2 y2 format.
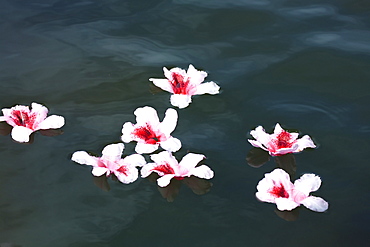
150 151 178 166
11 126 33 143
160 136 181 152
248 139 268 152
71 151 99 166
135 142 159 154
157 174 176 187
187 64 208 85
114 167 139 184
101 143 124 160
122 153 146 167
158 108 178 135
179 153 205 170
301 196 329 212
194 81 220 95
92 167 108 177
189 165 214 179
134 106 160 127
149 78 174 93
30 102 48 125
140 163 156 178
121 122 135 143
170 94 192 109
295 135 316 151
37 115 65 130
294 173 322 195
275 198 300 211
249 126 271 148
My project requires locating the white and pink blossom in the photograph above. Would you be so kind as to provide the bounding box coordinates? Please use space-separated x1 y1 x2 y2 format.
248 123 316 156
141 151 214 187
149 64 220 109
256 168 328 212
121 106 181 154
0 102 65 143
71 143 146 184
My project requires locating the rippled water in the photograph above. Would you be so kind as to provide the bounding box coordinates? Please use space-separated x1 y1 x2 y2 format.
1 0 369 246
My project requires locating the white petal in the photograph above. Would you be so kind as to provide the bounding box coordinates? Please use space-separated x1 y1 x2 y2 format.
187 64 208 85
114 167 139 184
122 154 146 167
273 123 284 134
301 196 329 212
160 137 182 152
256 191 276 204
101 143 124 160
190 165 214 179
135 142 159 154
149 78 174 93
275 198 300 211
248 139 268 151
250 126 271 148
140 163 156 178
295 135 316 152
170 94 192 109
134 106 160 127
150 151 178 166
121 122 135 143
71 151 99 166
11 126 33 143
179 153 205 170
194 81 220 95
92 167 108 177
159 108 178 135
294 173 322 195
37 115 65 130
157 174 176 187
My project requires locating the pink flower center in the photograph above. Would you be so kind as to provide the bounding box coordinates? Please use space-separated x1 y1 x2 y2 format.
274 131 294 149
133 124 162 144
269 183 289 198
170 73 191 95
11 110 36 129
152 163 175 175
116 166 128 176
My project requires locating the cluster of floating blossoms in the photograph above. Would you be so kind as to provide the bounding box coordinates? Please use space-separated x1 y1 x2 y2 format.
248 123 329 213
0 65 329 213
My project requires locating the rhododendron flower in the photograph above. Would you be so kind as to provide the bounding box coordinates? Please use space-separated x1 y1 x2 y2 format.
256 168 328 212
248 123 316 156
149 64 220 109
121 106 181 154
0 102 65 143
141 151 214 187
71 143 146 184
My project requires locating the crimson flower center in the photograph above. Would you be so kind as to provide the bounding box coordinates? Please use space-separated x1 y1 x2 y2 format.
269 183 289 198
133 124 161 144
274 131 294 149
11 110 36 129
171 73 190 95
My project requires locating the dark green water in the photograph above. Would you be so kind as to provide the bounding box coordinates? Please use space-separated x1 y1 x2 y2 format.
1 0 369 246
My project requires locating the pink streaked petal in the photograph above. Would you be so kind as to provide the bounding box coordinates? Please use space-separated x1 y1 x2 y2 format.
150 151 178 166
92 167 108 177
158 108 178 135
194 81 220 95
275 198 300 211
179 153 205 170
101 143 124 160
135 142 159 154
149 78 174 93
122 154 146 167
114 167 139 184
187 64 208 85
256 191 276 204
164 66 185 81
296 135 316 151
170 94 192 109
189 165 214 179
294 173 322 195
248 139 269 152
0 115 8 122
256 169 294 201
271 145 299 156
159 136 181 152
157 174 176 187
30 102 48 124
121 122 135 143
301 196 329 212
37 115 65 130
71 151 99 166
11 126 33 143
134 106 160 127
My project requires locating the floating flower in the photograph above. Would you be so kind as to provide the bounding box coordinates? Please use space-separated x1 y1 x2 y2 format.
71 143 146 184
121 106 181 154
149 64 220 109
0 102 65 143
248 123 316 156
256 168 328 212
141 151 214 187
